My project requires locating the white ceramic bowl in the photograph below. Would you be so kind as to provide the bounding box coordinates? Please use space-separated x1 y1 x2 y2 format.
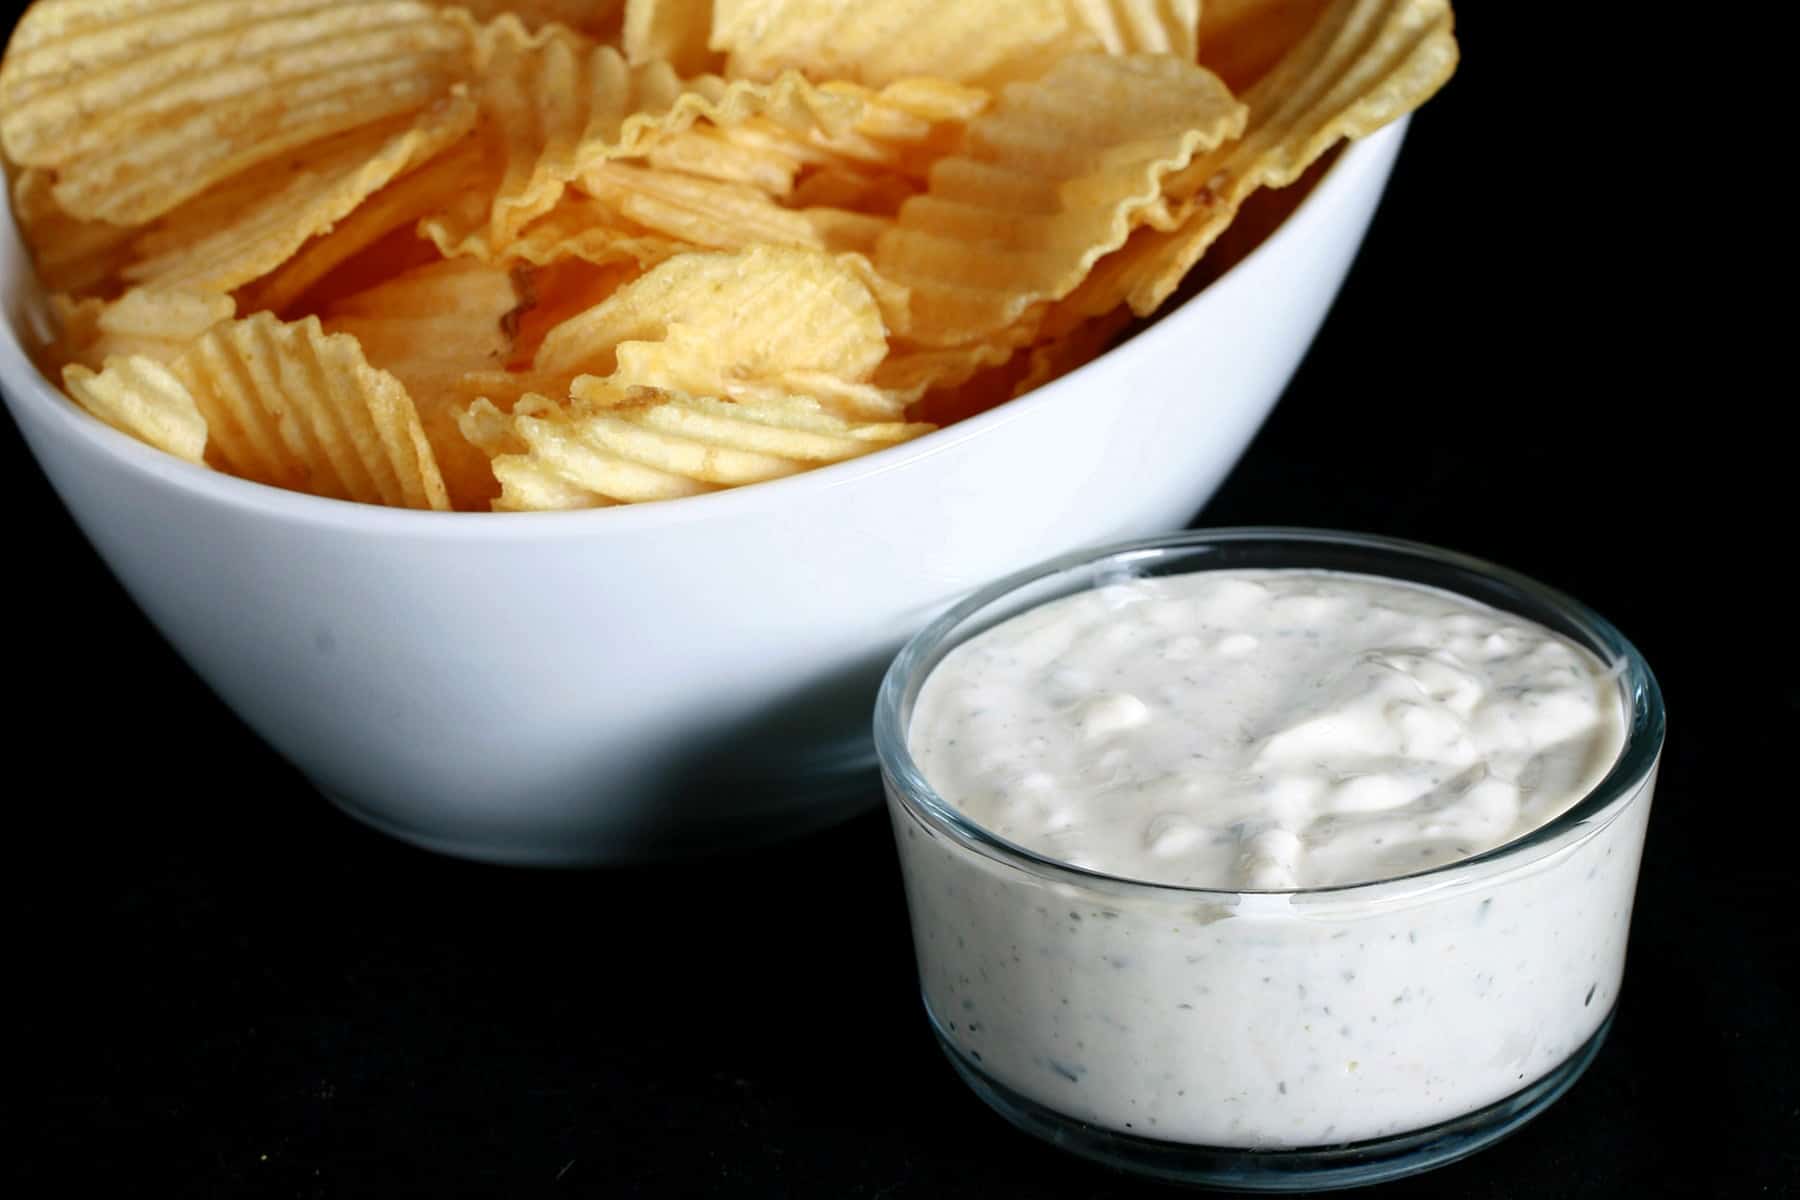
0 121 1406 865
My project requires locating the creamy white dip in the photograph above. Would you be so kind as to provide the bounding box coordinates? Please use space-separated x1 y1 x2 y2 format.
892 568 1651 1149
910 570 1626 889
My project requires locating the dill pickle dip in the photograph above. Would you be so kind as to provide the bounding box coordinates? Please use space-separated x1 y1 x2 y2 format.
894 568 1644 1147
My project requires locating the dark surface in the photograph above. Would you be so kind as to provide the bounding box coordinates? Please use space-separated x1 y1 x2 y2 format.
4 6 1788 1198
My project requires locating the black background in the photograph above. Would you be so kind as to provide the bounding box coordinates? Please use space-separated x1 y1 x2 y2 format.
4 5 1789 1197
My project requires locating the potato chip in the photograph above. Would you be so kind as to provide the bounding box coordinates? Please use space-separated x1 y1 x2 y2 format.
435 0 626 36
5 0 1458 511
475 380 932 509
711 0 1080 88
243 136 489 317
642 126 802 195
908 304 1135 425
456 396 529 460
492 195 687 269
123 91 479 298
623 0 720 76
1198 0 1335 91
318 255 646 507
565 79 982 260
901 348 1037 428
1050 0 1457 326
533 245 897 417
579 162 850 253
1070 0 1202 58
322 257 526 509
1014 307 1135 395
456 369 587 413
786 167 916 216
8 168 136 297
426 15 862 259
508 260 641 364
173 313 450 509
728 78 988 182
872 338 1020 405
323 260 519 378
61 355 208 463
1 0 348 106
53 288 235 372
0 1 476 224
874 53 1244 346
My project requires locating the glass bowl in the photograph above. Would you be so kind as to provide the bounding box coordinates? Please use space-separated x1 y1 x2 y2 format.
874 528 1664 1191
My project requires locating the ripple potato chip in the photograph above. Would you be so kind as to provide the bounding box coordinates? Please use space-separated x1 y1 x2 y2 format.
322 256 525 508
125 91 479 297
1198 0 1335 91
489 195 687 269
53 288 235 372
534 245 895 417
1047 0 1457 328
623 0 719 76
175 314 450 509
874 53 1244 346
1 0 475 224
425 14 861 258
9 169 137 297
475 381 932 509
3 0 1458 511
244 136 490 317
62 354 208 463
712 0 1075 88
1070 0 1202 58
579 162 825 249
435 0 627 37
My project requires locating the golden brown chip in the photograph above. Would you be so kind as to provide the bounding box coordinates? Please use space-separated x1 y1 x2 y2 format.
456 396 529 460
456 369 588 413
874 53 1244 347
1069 0 1202 58
907 304 1134 425
492 195 687 269
322 257 526 509
1014 307 1136 396
506 259 645 365
8 169 137 297
124 90 478 298
472 380 932 510
642 125 803 195
901 349 1037 428
1198 0 1335 91
623 0 720 75
786 166 915 215
579 162 846 253
434 0 626 36
871 339 1019 406
711 0 1079 87
62 355 208 464
173 313 450 509
0 0 476 224
708 78 988 185
1050 0 1457 328
533 245 898 417
424 15 862 259
53 288 235 372
242 136 489 317
8 0 1458 510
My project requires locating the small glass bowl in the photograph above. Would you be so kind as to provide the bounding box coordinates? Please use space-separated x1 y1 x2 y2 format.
874 528 1664 1192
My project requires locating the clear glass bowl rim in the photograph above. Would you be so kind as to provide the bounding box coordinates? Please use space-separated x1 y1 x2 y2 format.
873 526 1666 900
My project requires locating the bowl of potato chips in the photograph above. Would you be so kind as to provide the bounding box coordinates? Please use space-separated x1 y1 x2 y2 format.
0 0 1454 862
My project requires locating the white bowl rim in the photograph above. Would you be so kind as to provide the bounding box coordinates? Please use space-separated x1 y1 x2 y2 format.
0 119 1408 540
